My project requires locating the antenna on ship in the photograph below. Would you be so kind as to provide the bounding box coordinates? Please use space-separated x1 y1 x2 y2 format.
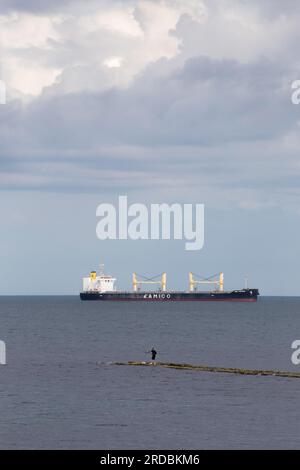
244 276 248 289
99 263 105 276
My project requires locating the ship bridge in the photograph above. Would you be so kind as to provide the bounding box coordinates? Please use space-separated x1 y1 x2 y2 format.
83 265 116 293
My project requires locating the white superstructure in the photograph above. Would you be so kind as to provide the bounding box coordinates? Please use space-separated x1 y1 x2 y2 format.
83 265 116 293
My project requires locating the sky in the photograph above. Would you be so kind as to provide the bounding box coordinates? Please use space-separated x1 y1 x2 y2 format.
1 0 300 294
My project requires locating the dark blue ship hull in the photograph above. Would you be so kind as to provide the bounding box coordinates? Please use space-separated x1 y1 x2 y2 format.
80 289 259 301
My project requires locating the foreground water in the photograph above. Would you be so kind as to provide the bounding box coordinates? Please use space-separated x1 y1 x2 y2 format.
0 296 300 449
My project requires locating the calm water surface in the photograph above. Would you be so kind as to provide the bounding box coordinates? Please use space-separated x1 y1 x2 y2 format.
0 296 300 449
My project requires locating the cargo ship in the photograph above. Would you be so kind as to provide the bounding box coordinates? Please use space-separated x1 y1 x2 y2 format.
80 265 259 302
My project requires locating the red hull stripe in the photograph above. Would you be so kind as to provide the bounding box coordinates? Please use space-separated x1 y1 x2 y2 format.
81 298 257 302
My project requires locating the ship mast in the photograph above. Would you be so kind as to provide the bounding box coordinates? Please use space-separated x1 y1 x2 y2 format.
99 263 105 276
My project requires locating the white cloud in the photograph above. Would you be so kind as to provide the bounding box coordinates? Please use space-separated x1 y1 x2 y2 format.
0 12 62 95
2 0 299 100
103 56 124 68
0 11 59 48
0 1 208 98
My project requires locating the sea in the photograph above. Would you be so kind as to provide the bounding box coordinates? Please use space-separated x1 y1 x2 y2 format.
0 296 300 450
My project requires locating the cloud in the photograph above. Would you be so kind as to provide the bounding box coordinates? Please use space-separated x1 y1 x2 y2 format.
250 0 299 19
1 0 300 212
0 0 83 14
1 54 298 204
1 1 196 96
